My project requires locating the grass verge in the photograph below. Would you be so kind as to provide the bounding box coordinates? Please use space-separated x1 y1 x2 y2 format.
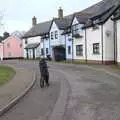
0 65 16 85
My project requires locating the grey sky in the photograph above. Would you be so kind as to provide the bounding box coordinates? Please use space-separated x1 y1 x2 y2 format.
0 0 101 34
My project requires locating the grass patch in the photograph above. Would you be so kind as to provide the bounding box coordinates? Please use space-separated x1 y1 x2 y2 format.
0 65 16 85
110 65 120 70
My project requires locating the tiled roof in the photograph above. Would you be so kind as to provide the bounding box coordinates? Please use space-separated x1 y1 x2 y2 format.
25 43 40 49
23 0 120 38
23 20 52 38
83 0 120 28
54 14 74 30
75 12 92 24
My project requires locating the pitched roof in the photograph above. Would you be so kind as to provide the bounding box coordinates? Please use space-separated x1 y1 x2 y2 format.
83 0 120 28
54 14 74 30
25 43 40 49
23 20 52 38
74 12 92 24
81 0 118 17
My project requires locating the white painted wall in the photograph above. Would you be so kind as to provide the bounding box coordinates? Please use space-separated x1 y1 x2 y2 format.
117 20 120 62
22 36 40 58
103 18 114 61
86 26 102 61
44 38 50 58
50 21 66 59
65 33 73 60
50 21 65 46
72 17 85 60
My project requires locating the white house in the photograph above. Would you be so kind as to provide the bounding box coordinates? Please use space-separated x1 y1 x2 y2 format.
22 16 52 59
71 13 91 62
112 5 120 65
49 8 73 61
22 0 120 65
82 0 119 64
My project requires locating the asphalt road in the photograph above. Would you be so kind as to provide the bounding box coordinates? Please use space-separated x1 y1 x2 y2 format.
1 60 120 120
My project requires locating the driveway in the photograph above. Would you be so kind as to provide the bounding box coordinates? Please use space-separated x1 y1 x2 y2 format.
1 60 120 120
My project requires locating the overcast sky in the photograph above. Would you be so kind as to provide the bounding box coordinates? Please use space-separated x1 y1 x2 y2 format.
0 0 101 34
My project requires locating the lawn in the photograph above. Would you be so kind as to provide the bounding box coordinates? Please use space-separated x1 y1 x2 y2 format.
0 65 16 85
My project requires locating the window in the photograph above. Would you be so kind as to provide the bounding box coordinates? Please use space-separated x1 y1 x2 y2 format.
72 24 79 35
8 52 11 56
76 45 83 56
68 46 71 55
20 44 22 48
55 31 58 39
93 43 100 54
7 43 10 48
46 48 48 54
51 32 53 40
41 48 44 56
25 39 28 44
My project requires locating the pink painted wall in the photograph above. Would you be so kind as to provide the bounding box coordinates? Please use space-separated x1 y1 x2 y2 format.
3 36 23 58
0 43 3 60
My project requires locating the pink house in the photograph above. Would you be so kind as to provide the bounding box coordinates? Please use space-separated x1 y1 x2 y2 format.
3 36 23 59
0 43 3 60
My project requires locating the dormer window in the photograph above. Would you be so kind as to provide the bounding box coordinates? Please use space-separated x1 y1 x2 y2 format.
51 32 54 40
25 39 28 44
55 31 58 39
72 24 83 38
72 24 79 35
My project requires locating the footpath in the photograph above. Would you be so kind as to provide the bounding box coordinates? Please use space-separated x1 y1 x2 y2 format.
0 63 36 116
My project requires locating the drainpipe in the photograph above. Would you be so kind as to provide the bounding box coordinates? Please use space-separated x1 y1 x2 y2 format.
114 21 117 64
43 37 45 58
85 28 87 63
72 37 74 62
65 34 67 62
101 25 104 64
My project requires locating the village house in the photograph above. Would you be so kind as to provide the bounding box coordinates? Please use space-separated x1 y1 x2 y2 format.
22 16 52 59
23 0 120 65
83 0 119 64
2 35 23 59
112 5 120 65
0 43 3 61
49 7 73 61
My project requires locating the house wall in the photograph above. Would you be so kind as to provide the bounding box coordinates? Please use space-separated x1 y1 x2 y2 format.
117 20 120 63
50 21 65 59
65 33 73 60
44 38 50 58
103 18 114 62
86 25 102 61
50 21 65 47
3 36 23 58
72 17 85 60
40 40 44 58
23 36 40 58
0 43 3 60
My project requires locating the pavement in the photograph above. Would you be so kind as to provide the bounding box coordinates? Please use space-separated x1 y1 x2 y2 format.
0 60 120 120
0 61 36 116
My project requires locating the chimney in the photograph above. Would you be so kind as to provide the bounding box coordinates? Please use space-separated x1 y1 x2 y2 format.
58 7 63 19
32 16 37 26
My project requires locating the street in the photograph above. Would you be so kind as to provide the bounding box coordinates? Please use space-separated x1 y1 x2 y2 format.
1 60 120 120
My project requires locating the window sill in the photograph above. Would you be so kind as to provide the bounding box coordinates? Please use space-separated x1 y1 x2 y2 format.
93 53 100 55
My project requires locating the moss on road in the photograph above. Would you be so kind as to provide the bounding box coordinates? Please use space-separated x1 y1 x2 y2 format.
0 65 16 85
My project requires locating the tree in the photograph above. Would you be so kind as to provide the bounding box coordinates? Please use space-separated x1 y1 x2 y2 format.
3 32 10 40
0 36 3 42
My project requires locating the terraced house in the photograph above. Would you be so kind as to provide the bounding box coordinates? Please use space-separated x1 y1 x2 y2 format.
22 0 120 65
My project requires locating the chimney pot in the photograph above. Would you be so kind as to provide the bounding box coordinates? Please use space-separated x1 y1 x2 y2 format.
58 7 63 19
32 16 37 26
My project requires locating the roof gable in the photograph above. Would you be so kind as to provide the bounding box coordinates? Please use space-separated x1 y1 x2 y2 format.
23 20 52 38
